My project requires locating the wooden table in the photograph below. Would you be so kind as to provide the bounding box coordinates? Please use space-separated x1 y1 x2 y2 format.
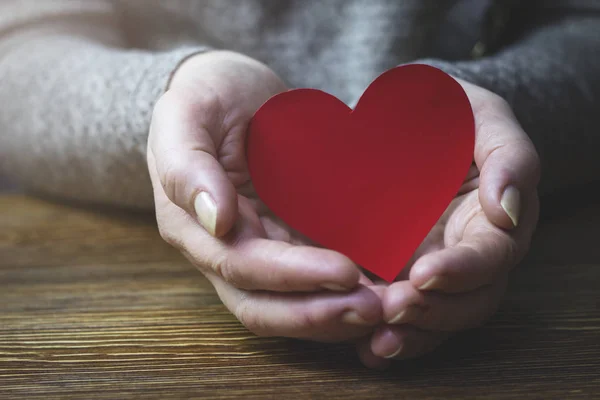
1 191 599 399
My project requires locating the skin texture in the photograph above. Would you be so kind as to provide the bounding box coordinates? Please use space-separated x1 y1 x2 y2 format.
147 51 540 366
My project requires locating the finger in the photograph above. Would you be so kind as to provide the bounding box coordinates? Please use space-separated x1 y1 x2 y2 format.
370 325 448 360
165 194 361 292
359 274 379 288
382 280 507 332
208 238 363 292
458 163 480 195
356 337 391 370
409 241 513 294
397 222 445 281
461 81 541 230
208 275 382 342
410 192 538 293
149 89 238 237
409 196 516 293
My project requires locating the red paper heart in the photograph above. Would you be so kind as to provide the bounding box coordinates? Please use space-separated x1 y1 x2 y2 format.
247 64 474 282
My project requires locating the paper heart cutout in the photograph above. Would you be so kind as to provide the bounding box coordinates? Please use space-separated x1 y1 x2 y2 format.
247 64 474 282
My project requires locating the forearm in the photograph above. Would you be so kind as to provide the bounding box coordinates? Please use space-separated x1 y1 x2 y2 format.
0 1 207 209
423 11 600 196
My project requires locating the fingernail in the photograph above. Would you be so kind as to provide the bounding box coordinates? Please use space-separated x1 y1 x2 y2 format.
342 311 370 326
419 276 443 291
501 186 520 227
384 345 404 359
322 283 349 292
194 192 217 236
388 306 423 325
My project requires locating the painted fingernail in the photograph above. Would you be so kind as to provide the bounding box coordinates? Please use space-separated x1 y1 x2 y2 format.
342 311 371 326
388 306 423 325
501 186 520 228
322 283 349 292
194 192 217 236
384 345 404 359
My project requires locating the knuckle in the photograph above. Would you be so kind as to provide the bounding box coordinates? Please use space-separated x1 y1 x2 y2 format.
156 214 184 251
235 298 272 337
474 92 507 120
481 91 511 115
153 87 223 134
212 252 244 287
487 92 511 113
151 92 170 120
160 154 193 207
152 90 185 126
287 309 320 334
505 139 540 182
157 224 181 249
475 95 514 140
525 146 542 186
173 85 224 124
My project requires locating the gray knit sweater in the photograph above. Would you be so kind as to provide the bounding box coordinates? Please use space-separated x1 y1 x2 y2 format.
0 0 598 208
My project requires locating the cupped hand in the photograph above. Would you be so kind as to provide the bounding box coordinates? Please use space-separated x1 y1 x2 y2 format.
357 80 541 368
147 51 381 342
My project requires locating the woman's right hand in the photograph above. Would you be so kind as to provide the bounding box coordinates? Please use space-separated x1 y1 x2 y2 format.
147 51 382 342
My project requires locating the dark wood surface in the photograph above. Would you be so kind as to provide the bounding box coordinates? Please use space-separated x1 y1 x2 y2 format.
1 192 599 399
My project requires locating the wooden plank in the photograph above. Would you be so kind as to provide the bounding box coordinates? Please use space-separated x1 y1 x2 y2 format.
0 194 598 399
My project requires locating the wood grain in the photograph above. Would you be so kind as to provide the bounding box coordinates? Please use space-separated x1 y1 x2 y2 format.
0 194 599 399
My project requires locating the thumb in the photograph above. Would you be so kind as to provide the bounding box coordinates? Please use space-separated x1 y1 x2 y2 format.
148 89 238 237
473 95 541 230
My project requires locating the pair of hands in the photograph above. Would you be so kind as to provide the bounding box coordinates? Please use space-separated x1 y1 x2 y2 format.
147 51 540 369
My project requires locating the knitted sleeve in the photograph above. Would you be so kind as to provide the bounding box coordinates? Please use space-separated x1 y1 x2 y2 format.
422 3 600 195
0 0 208 209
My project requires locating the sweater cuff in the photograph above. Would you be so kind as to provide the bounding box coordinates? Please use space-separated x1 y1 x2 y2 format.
0 42 211 210
134 45 211 117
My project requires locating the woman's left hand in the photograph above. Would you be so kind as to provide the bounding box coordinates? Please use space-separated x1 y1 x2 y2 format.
356 80 541 368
